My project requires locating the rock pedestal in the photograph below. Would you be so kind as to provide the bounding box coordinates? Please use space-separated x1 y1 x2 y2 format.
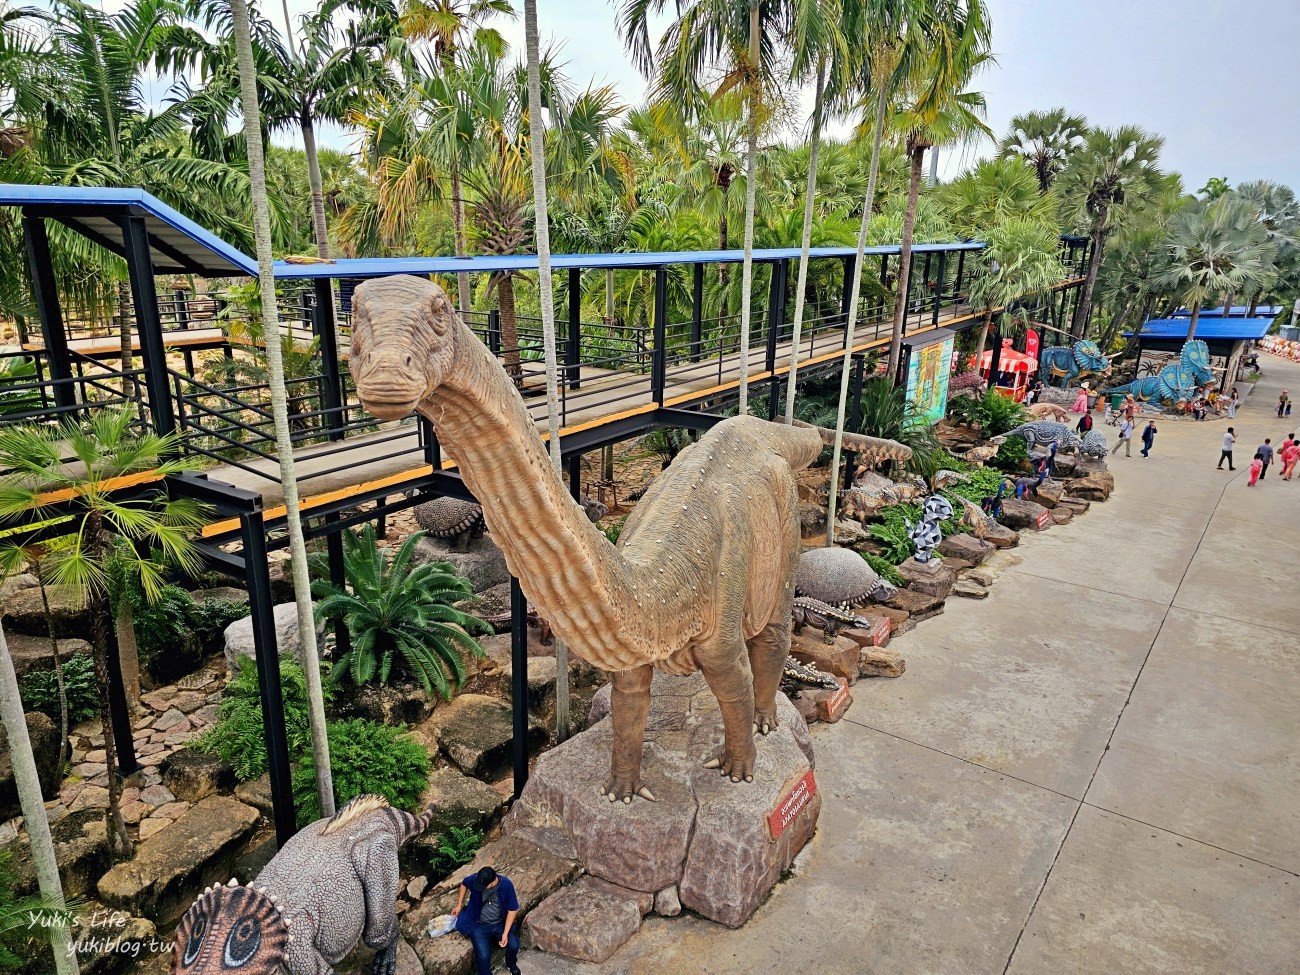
412 536 509 593
937 533 994 565
789 631 860 682
505 672 819 943
999 497 1051 531
896 557 956 598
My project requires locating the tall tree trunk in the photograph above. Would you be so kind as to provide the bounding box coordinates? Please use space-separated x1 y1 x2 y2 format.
33 564 70 772
497 274 521 378
885 143 926 378
973 308 994 374
1247 294 1260 317
522 0 569 742
231 0 334 819
1185 303 1201 343
718 212 729 311
114 599 141 713
87 588 131 858
117 282 132 401
735 0 761 413
300 110 331 260
1071 224 1105 339
602 445 613 481
783 58 826 423
1221 290 1234 319
0 627 79 975
451 161 471 321
825 82 889 542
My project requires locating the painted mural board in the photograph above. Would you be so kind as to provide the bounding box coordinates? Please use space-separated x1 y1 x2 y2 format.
905 332 956 426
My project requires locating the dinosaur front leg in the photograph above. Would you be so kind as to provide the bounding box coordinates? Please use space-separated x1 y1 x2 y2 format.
700 650 758 783
602 663 655 803
747 621 789 736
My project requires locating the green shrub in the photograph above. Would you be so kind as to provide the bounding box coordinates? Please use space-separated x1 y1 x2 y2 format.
865 520 912 564
188 597 250 650
312 526 489 699
292 718 431 827
0 849 77 973
427 825 483 877
194 657 333 781
133 585 197 662
601 516 627 546
861 552 904 588
990 436 1029 473
18 653 99 724
945 389 1029 436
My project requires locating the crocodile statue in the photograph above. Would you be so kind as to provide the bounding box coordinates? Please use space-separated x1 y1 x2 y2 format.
1040 339 1110 388
795 546 898 608
790 596 872 645
1004 420 1084 453
348 275 910 801
905 495 953 563
1103 340 1213 409
171 795 432 975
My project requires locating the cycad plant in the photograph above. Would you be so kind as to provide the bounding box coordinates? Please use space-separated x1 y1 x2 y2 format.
312 526 489 699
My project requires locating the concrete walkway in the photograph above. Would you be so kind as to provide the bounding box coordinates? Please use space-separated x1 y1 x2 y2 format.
525 357 1300 975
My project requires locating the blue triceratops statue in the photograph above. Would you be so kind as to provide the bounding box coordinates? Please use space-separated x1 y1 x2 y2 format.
1104 340 1213 408
1040 340 1110 388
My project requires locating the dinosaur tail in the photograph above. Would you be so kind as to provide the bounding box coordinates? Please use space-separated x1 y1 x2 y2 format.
392 804 436 846
787 419 913 465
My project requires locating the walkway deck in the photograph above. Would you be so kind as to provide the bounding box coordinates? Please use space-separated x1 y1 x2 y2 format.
526 359 1300 973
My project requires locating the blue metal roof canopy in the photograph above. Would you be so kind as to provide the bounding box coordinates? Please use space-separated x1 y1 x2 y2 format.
0 182 987 280
1170 305 1283 318
1128 318 1275 341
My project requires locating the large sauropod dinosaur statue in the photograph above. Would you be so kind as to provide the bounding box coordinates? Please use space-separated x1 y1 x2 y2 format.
348 276 910 802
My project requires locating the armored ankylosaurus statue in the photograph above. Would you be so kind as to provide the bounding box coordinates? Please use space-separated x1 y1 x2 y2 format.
1080 428 1109 459
1004 420 1084 453
171 795 432 975
414 496 485 551
1039 339 1110 388
795 546 898 608
349 276 910 801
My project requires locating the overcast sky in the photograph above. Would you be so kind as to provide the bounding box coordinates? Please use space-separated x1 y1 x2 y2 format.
233 0 1300 193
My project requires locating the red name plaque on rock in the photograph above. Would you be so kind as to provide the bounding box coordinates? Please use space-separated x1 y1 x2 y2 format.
767 768 817 841
1035 509 1053 529
868 616 891 647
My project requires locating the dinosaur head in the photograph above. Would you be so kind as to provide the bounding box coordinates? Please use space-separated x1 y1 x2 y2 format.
171 880 289 975
350 275 460 420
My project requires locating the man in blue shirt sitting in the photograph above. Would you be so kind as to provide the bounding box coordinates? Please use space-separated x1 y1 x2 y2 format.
453 866 521 975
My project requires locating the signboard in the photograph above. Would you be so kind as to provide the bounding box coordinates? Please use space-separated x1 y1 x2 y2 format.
767 769 817 841
868 616 891 647
1035 509 1053 529
824 681 852 720
905 332 956 427
1025 329 1040 360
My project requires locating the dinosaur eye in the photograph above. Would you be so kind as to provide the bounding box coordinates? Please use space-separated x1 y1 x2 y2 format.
181 910 207 967
222 916 262 968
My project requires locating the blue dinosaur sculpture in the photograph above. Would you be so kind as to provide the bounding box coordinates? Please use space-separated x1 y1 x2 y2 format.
1104 340 1213 408
1040 340 1110 388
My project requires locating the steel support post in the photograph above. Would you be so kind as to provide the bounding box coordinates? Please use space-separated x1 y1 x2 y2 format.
567 268 582 389
488 309 501 356
568 452 582 503
240 512 297 844
839 255 857 327
690 264 704 361
510 577 529 800
313 279 345 440
932 251 946 326
120 217 177 439
988 328 1004 382
954 250 966 298
842 353 867 488
651 267 667 402
325 512 351 660
22 216 78 414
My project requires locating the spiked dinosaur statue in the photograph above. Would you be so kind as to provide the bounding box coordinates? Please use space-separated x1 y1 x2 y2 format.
349 276 911 802
171 796 433 975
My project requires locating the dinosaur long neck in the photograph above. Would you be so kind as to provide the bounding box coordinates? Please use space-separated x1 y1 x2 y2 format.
420 331 653 670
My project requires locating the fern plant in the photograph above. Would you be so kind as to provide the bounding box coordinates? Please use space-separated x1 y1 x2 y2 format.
312 526 489 699
18 653 100 725
428 826 484 876
292 718 431 827
861 552 905 588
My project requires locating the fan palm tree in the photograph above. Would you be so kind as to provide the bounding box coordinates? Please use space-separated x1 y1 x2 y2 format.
0 628 78 974
1059 125 1165 338
997 107 1087 193
1162 196 1275 341
941 156 1057 240
228 0 334 820
966 217 1065 365
0 408 209 858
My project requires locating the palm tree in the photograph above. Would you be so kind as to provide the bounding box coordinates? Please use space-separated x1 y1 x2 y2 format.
1059 125 1165 339
521 0 569 740
967 217 1065 366
0 627 78 975
1198 176 1231 201
228 0 334 820
942 156 1057 240
1162 196 1275 341
997 107 1087 193
0 408 209 858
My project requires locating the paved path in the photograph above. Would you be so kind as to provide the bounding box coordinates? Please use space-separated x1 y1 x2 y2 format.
525 358 1300 975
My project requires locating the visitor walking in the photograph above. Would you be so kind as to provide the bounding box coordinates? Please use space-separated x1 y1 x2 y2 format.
1281 437 1300 480
1076 411 1093 435
1140 420 1157 458
1278 391 1289 418
1249 452 1264 486
1257 438 1274 479
1072 382 1091 414
1217 428 1236 470
454 867 521 975
1113 418 1133 457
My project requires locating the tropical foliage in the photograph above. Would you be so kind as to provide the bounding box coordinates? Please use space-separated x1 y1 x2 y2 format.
18 653 100 726
291 717 431 827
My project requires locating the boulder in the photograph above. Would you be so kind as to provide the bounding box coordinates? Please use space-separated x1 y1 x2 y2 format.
6 807 110 900
455 581 512 632
411 536 509 594
2 629 94 678
1050 453 1078 478
0 711 61 821
0 572 37 600
952 579 990 599
1034 480 1065 508
789 631 860 683
508 672 819 929
222 603 323 672
1057 496 1091 515
870 605 911 634
937 533 993 566
1069 471 1115 502
858 647 906 678
880 588 945 622
999 497 1051 531
798 501 826 538
1071 455 1110 477
982 522 1021 548
795 678 853 724
965 567 997 588
424 694 546 780
69 899 157 975
654 885 681 917
233 774 274 817
97 795 259 926
895 557 956 599
189 586 248 606
332 681 437 727
161 749 236 803
2 585 89 638
408 768 505 870
524 876 651 963
1050 507 1074 525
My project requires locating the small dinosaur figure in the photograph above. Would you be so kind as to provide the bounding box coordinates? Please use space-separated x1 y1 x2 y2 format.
981 482 1008 520
1010 471 1044 499
904 495 952 563
349 276 910 801
1026 402 1070 423
1040 339 1110 388
1080 428 1109 459
791 596 871 645
781 653 840 692
956 495 994 539
171 795 433 975
1004 420 1084 453
956 436 1006 467
795 546 898 608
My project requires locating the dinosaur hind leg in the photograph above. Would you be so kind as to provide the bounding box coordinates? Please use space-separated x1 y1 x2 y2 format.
747 619 789 736
602 663 655 803
700 648 758 783
352 831 402 975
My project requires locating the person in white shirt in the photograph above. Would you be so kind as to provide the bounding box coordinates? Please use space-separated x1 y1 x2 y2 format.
1112 417 1134 457
1217 427 1236 470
